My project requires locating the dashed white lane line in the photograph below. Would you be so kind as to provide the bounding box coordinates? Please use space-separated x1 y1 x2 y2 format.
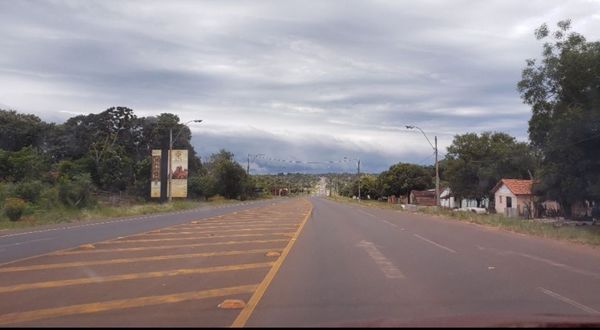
356 209 376 218
413 234 457 253
356 240 405 279
382 219 399 228
539 287 600 315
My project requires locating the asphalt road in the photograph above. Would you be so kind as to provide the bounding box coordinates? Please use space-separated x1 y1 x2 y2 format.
247 197 600 327
2 196 600 327
0 198 286 264
0 198 311 326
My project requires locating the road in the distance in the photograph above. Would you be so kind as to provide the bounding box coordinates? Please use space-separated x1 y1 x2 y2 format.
0 198 286 264
247 197 600 327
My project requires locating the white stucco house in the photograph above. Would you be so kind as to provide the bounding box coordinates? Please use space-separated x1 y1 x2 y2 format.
491 179 534 218
439 187 489 209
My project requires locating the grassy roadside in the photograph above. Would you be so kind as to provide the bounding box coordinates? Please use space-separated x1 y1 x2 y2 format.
0 197 266 231
327 195 600 247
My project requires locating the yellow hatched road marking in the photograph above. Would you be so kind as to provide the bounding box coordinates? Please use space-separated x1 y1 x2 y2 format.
109 232 295 244
55 239 289 255
232 199 313 327
159 223 297 232
0 262 274 294
0 284 258 325
173 221 298 230
0 248 279 273
139 227 297 236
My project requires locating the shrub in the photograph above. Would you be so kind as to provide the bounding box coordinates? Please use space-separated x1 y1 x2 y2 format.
4 197 27 221
208 195 225 202
38 186 60 209
58 174 96 208
14 180 45 203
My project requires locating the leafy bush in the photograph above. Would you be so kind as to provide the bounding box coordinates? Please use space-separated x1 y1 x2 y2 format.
0 183 10 208
38 186 60 209
14 180 45 203
4 197 27 221
58 174 96 208
207 195 225 202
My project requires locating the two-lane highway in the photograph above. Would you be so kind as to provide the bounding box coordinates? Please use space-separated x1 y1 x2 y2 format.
2 196 600 327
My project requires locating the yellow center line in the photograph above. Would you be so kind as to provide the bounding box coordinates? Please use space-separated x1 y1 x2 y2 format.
0 262 274 294
108 232 295 244
232 199 313 327
56 239 289 255
0 284 258 325
0 248 281 273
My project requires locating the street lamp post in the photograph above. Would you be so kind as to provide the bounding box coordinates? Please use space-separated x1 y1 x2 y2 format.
406 125 439 207
169 119 203 202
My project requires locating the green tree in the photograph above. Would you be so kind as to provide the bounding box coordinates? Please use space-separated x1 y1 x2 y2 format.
444 132 536 207
204 150 254 200
378 163 433 197
518 19 600 216
0 110 47 151
4 147 50 182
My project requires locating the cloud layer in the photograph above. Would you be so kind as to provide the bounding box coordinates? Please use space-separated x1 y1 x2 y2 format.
1 0 599 172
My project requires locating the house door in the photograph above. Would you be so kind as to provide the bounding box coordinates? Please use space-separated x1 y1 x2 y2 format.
506 196 512 208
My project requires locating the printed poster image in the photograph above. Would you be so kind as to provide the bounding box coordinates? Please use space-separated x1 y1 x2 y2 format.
151 149 161 198
169 149 188 198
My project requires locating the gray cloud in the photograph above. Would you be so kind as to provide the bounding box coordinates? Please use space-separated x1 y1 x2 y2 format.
1 0 599 172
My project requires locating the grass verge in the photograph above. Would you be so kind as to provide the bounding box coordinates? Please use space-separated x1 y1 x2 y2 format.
327 195 600 247
0 198 250 230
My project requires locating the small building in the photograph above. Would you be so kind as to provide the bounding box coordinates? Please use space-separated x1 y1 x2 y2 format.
409 189 437 206
440 187 489 209
491 179 534 218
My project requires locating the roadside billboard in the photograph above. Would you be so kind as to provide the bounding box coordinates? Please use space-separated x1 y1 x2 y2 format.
169 149 188 198
151 149 162 198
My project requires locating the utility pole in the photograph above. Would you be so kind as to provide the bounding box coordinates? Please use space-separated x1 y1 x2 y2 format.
168 128 173 203
357 159 361 202
435 136 439 207
246 153 264 175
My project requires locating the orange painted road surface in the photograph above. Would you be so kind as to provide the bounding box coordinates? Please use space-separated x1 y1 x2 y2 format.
0 198 312 327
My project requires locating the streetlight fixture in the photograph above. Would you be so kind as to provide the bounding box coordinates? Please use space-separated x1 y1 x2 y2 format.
169 119 203 202
406 125 439 207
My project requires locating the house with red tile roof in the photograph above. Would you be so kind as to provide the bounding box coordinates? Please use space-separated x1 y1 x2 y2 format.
490 179 535 218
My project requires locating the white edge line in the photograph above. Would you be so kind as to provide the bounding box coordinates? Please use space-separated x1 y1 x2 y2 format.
539 287 600 315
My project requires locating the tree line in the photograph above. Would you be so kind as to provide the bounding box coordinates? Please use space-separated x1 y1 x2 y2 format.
0 107 258 220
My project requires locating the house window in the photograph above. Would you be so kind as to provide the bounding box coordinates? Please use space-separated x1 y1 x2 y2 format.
506 196 512 208
499 196 503 204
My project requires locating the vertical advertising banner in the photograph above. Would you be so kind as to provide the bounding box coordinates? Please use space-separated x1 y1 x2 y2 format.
170 149 189 198
151 150 162 198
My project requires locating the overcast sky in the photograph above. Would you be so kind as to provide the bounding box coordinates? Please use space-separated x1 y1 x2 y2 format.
1 1 599 173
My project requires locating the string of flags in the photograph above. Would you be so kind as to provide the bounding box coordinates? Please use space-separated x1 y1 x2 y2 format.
253 155 358 166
